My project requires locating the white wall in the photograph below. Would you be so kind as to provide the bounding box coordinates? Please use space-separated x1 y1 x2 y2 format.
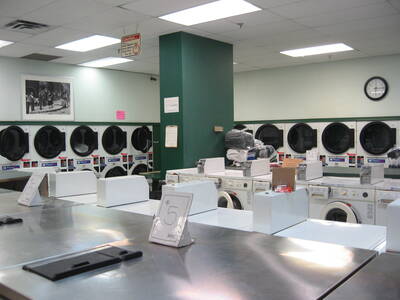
234 54 400 121
0 56 160 122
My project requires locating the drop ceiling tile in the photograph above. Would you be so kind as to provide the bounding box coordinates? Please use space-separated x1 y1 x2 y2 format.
0 28 32 41
94 0 139 6
224 9 284 26
248 0 307 9
269 0 385 19
21 0 111 26
109 60 159 74
0 0 56 18
193 20 241 34
295 2 398 28
20 27 92 47
64 7 149 33
315 14 400 36
0 42 46 57
122 0 213 17
222 20 307 41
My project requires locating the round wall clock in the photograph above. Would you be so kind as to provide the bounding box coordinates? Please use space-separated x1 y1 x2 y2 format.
364 76 388 101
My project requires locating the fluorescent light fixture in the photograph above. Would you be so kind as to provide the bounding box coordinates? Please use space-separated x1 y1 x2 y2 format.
0 40 14 48
280 43 353 57
56 35 120 52
79 57 132 68
159 0 261 26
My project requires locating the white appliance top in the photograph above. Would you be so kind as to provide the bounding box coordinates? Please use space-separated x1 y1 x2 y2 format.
315 176 375 189
112 200 160 216
276 219 386 251
189 208 253 232
375 179 400 191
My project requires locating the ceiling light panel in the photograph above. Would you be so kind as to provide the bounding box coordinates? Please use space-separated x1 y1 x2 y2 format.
55 35 120 52
280 43 354 57
0 40 14 48
79 57 132 68
159 0 261 26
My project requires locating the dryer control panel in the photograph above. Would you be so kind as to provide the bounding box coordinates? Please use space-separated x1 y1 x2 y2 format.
222 178 253 191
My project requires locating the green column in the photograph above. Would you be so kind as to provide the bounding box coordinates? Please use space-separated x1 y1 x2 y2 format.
159 32 233 176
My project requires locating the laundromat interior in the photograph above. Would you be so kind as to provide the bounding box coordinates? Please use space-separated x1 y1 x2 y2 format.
1 0 400 299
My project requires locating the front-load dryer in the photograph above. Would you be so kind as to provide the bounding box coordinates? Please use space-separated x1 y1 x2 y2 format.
254 123 285 162
357 121 398 168
67 125 99 175
318 122 357 167
30 125 67 171
285 123 318 160
0 125 30 171
129 125 153 175
233 123 255 135
98 125 128 178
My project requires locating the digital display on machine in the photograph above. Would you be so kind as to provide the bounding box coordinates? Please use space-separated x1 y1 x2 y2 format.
108 157 120 163
77 160 91 165
367 158 386 163
42 162 58 167
329 157 345 162
2 165 20 171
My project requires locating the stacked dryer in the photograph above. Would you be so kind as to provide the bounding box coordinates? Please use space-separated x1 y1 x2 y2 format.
356 121 398 168
128 125 153 175
29 125 68 171
66 125 100 175
317 122 357 167
285 122 318 160
97 125 128 178
0 125 30 171
254 123 285 162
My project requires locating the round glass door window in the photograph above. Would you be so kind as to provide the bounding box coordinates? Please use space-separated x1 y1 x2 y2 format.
131 126 152 153
102 126 126 155
105 166 127 178
322 122 354 154
255 124 283 150
70 125 98 157
34 126 65 159
0 126 29 161
287 123 316 153
360 121 395 155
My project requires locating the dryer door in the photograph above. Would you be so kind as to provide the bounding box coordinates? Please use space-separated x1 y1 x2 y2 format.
360 121 396 155
321 202 358 223
322 122 354 154
70 125 98 157
131 126 152 153
218 191 243 210
0 126 29 161
287 123 317 153
105 166 127 178
132 163 148 175
102 126 127 155
34 126 65 159
255 124 283 150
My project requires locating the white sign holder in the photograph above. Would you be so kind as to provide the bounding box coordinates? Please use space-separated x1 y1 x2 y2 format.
149 191 194 248
18 173 48 207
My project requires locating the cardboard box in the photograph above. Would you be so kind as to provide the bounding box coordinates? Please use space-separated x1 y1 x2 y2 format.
282 158 304 168
272 167 296 191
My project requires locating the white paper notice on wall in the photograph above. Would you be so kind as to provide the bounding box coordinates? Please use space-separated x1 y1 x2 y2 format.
18 173 47 207
165 125 178 148
164 97 179 113
149 191 194 248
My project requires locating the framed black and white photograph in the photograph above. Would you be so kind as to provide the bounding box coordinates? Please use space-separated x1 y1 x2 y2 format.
22 75 74 121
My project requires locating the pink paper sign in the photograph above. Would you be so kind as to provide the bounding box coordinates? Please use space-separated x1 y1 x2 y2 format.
116 110 126 120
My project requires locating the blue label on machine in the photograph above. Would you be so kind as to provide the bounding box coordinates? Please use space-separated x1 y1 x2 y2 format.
329 157 345 162
108 157 120 163
135 155 147 161
367 158 386 163
77 159 91 165
42 162 58 167
2 165 20 171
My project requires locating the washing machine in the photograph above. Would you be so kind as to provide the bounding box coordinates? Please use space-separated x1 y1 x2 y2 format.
285 122 318 160
66 125 100 174
29 125 68 171
0 125 30 171
357 121 398 168
308 178 375 224
375 179 400 226
128 125 153 174
254 123 285 162
98 125 128 178
317 122 357 167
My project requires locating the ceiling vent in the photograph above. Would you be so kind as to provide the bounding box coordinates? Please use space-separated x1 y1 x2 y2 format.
21 53 62 61
4 20 51 34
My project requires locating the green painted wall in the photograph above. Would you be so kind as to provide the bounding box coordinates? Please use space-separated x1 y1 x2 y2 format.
159 32 233 175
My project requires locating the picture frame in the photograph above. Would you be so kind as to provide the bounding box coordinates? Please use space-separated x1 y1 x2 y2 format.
21 75 74 121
